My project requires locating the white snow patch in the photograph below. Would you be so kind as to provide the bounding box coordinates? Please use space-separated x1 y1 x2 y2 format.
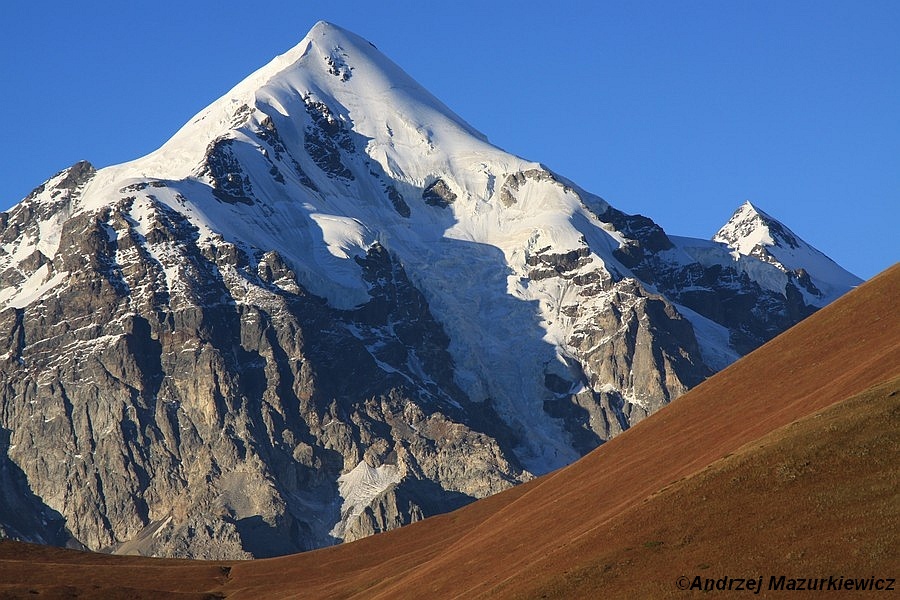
2 265 69 310
37 214 67 259
308 214 371 259
330 461 401 539
675 303 741 372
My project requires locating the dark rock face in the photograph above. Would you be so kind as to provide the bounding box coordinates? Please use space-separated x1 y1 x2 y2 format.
422 179 457 207
385 184 410 217
526 246 593 281
498 168 561 207
534 254 711 453
343 479 473 542
615 248 816 355
0 425 81 548
794 268 822 297
202 138 255 205
25 160 96 202
255 117 319 191
302 95 356 182
592 205 674 271
324 47 353 81
0 183 525 558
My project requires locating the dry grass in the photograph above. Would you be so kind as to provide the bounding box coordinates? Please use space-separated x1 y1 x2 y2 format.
509 375 900 599
0 541 229 599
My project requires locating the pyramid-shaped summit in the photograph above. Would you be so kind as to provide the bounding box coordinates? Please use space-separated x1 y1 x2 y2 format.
0 22 862 559
714 200 803 254
714 201 862 301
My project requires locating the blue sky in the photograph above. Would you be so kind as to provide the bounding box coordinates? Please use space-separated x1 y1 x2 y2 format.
1 1 897 279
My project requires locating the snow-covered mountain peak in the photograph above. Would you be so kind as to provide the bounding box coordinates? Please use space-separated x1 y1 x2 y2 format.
713 200 861 302
297 20 489 138
73 21 494 210
713 200 799 255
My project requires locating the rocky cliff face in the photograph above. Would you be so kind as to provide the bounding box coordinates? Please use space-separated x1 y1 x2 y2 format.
0 180 525 557
0 22 861 558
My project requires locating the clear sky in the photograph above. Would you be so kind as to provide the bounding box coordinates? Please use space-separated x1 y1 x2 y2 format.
1 1 897 279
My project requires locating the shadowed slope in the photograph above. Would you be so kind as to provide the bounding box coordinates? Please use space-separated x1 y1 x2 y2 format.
0 265 897 598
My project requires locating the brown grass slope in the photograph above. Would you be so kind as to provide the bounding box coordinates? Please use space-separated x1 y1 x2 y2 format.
517 373 899 599
1 264 897 599
0 540 230 599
